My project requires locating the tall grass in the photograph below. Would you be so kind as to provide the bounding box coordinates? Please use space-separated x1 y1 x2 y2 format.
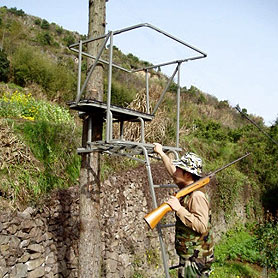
0 86 80 206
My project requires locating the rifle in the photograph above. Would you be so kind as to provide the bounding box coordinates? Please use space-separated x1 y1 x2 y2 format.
144 153 250 229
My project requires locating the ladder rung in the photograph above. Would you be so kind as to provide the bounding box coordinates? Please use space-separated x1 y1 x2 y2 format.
153 184 178 189
160 223 175 228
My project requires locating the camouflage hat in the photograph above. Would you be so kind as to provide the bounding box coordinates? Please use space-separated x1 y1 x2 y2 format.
172 152 203 177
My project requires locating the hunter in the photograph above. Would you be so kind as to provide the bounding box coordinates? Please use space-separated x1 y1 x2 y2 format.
153 143 214 278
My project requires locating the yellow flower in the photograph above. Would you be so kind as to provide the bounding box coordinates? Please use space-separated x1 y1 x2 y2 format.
21 115 35 121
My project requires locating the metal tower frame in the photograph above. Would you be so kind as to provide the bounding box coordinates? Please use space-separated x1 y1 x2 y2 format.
68 23 206 278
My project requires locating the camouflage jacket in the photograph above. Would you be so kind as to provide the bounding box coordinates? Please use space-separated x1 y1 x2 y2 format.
175 191 214 260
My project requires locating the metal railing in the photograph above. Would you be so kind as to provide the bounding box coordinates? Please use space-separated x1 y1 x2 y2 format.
69 23 206 148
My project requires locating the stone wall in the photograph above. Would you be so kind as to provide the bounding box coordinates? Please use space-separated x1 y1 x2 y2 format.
0 188 79 278
0 162 249 278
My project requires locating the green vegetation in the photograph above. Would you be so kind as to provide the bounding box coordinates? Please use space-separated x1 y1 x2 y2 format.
214 225 260 265
211 223 278 277
103 76 138 107
0 49 10 82
7 7 25 17
41 19 50 30
255 216 278 272
11 44 76 100
0 5 278 277
0 86 80 206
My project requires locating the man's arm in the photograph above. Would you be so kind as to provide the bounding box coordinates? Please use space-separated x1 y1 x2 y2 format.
153 143 176 176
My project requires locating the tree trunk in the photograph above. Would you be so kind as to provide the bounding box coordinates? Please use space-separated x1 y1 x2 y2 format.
79 1 106 277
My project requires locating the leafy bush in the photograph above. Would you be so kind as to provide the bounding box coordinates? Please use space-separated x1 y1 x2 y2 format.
55 25 63 35
103 77 137 107
11 44 76 98
8 7 25 16
37 32 53 46
216 167 248 218
63 34 75 46
41 19 50 30
255 216 278 271
34 18 41 25
0 50 10 82
127 53 139 65
214 225 260 265
10 119 81 202
210 261 260 278
194 119 229 142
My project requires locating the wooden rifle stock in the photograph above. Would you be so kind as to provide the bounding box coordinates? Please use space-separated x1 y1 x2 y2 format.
144 177 210 229
144 153 250 229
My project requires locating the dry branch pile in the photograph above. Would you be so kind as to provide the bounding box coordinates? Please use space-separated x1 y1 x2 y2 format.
115 84 170 143
0 120 38 170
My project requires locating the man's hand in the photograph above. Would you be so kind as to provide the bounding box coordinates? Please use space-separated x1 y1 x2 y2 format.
153 143 163 155
166 196 182 211
153 142 176 176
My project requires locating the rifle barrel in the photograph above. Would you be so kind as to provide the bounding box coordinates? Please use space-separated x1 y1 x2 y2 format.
211 153 251 176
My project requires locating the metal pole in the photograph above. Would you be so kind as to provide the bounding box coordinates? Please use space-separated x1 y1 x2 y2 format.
77 33 111 103
152 65 179 115
109 111 113 141
145 69 150 114
176 63 181 148
106 32 113 142
120 121 124 140
76 40 83 103
138 117 145 143
87 115 92 146
141 147 170 278
235 106 278 147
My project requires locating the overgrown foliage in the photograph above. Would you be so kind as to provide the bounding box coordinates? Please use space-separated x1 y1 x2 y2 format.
211 223 278 277
255 215 278 272
0 50 9 82
11 44 76 100
0 86 80 206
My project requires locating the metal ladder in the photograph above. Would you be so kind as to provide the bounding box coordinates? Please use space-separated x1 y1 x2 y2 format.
142 147 179 278
68 23 206 278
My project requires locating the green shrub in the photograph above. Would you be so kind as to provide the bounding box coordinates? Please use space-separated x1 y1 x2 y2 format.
103 78 136 107
41 19 50 30
211 261 260 278
169 81 178 93
14 120 80 198
0 50 10 82
11 44 76 98
37 32 53 46
218 100 230 109
55 25 63 35
206 225 263 277
34 18 41 25
0 90 80 204
214 225 260 265
216 167 248 218
63 34 75 46
194 119 229 142
255 216 278 271
8 7 25 16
